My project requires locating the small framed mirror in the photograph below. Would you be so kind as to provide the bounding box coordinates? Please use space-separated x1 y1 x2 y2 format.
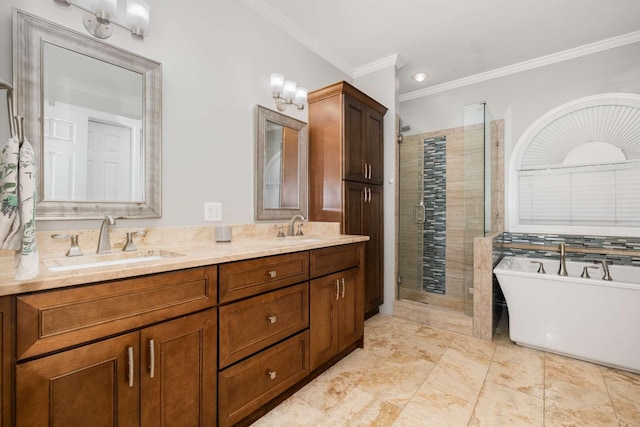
14 10 162 219
255 105 308 220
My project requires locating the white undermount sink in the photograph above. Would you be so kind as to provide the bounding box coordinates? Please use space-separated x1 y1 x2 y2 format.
46 249 184 272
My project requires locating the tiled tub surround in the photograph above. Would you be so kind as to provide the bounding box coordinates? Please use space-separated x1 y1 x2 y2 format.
474 231 640 342
0 222 365 294
497 232 640 266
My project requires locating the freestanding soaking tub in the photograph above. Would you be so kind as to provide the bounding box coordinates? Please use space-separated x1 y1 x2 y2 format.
494 256 640 373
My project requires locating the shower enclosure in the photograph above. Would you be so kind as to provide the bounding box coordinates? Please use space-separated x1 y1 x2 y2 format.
397 103 493 318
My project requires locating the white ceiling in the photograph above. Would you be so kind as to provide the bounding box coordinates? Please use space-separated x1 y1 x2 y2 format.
241 0 640 97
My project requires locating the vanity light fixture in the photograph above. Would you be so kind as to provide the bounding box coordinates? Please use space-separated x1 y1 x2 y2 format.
270 73 307 111
53 0 150 40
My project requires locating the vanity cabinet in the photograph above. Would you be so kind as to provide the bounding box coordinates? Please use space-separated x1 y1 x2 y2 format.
2 240 365 426
309 244 364 371
217 256 310 427
13 266 218 427
308 81 387 317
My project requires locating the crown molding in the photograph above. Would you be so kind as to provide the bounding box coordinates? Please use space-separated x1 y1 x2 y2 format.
400 30 640 103
239 0 354 76
354 53 406 78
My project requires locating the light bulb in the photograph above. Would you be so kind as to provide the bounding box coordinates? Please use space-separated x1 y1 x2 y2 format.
282 80 297 102
270 73 284 96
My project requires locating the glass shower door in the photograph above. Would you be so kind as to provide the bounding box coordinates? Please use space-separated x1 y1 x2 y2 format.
397 122 424 299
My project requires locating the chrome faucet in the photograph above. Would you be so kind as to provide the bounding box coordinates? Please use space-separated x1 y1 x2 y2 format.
596 260 613 281
288 214 305 236
97 215 116 254
557 242 568 276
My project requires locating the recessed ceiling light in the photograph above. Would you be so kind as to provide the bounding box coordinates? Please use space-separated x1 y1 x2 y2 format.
411 72 429 82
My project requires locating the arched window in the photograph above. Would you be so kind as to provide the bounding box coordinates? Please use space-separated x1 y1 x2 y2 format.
509 93 640 237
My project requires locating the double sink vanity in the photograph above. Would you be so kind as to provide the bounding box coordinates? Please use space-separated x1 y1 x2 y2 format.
0 223 367 426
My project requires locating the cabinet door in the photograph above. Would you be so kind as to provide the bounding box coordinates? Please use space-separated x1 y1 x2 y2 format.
310 273 341 371
364 184 384 315
344 181 365 235
141 309 217 427
16 333 140 427
338 267 364 352
344 182 384 316
365 107 384 184
343 95 367 183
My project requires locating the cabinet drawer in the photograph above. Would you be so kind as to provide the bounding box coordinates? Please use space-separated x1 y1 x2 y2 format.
219 283 309 368
310 243 362 279
219 252 309 303
218 331 309 427
16 266 217 360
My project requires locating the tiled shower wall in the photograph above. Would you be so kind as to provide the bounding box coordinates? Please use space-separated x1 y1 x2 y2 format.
422 137 447 294
397 120 504 307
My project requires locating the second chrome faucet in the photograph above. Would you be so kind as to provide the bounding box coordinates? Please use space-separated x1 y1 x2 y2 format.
97 215 116 254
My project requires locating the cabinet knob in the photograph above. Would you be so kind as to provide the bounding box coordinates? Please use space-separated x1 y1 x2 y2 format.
268 270 277 278
341 277 346 298
267 370 277 380
335 280 340 300
268 315 277 324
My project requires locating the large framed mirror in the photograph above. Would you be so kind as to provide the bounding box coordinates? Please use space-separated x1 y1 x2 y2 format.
255 105 308 220
14 10 162 219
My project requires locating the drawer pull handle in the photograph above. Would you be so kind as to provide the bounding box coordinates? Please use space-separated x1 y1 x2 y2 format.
267 370 277 380
341 277 346 298
335 280 340 300
268 270 277 278
268 315 277 324
127 346 134 388
149 339 155 379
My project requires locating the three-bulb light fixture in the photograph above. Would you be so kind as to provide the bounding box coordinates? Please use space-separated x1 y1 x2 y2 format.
270 73 307 111
53 0 150 40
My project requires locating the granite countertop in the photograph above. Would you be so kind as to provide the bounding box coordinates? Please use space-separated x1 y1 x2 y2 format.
0 223 368 297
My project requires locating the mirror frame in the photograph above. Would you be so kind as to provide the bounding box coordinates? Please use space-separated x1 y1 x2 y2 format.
255 105 308 221
13 9 162 219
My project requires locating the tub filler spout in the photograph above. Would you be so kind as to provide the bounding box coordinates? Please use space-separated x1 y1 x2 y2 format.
557 243 568 276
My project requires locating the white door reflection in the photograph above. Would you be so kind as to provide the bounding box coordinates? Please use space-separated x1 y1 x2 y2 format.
44 102 142 202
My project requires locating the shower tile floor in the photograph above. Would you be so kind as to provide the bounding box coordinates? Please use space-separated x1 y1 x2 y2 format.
251 313 640 426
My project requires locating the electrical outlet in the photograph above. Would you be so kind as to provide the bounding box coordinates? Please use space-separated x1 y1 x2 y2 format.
204 202 222 221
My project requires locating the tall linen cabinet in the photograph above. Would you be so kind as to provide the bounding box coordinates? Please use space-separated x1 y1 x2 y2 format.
307 81 387 317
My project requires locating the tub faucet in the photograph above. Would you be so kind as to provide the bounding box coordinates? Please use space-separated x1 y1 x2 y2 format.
596 260 613 281
288 214 305 236
557 243 568 276
97 215 116 254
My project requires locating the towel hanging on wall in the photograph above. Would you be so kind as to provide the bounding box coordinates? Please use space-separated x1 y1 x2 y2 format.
1 135 39 280
1 79 38 280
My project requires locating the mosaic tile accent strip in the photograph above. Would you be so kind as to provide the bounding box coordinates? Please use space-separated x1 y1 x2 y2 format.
495 232 640 266
423 137 447 294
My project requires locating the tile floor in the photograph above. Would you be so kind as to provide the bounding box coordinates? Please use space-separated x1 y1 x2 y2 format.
251 313 640 426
